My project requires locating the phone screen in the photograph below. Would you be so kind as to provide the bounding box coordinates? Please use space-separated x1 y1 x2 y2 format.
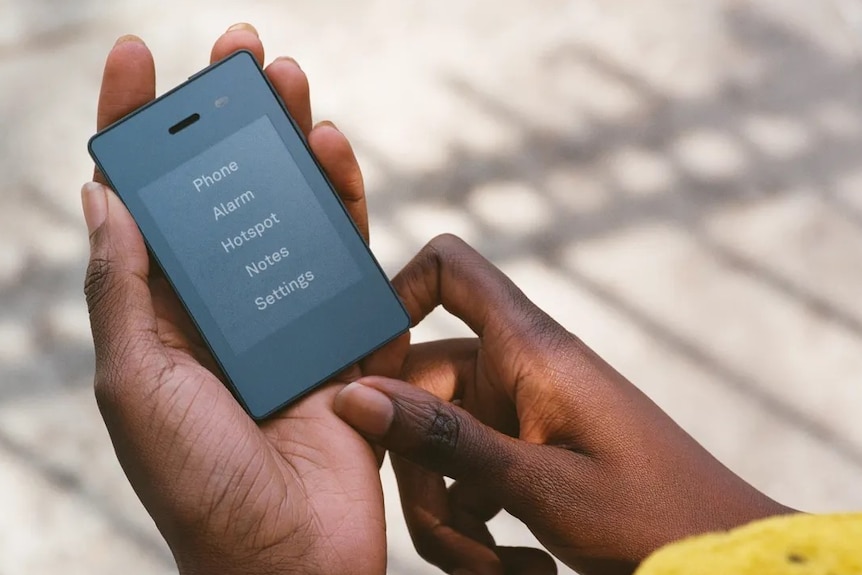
140 115 361 354
89 51 409 418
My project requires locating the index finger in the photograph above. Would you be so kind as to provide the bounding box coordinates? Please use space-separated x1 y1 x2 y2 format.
391 234 560 343
94 36 156 182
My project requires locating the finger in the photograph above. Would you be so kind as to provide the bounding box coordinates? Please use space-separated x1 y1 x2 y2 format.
399 338 479 400
363 337 478 436
95 36 156 182
81 182 163 394
392 458 499 572
392 342 511 571
402 338 517 437
393 455 504 574
392 235 567 352
334 377 586 515
266 57 313 136
335 377 512 479
336 377 589 570
210 23 264 66
96 36 155 131
496 547 558 575
336 376 507 567
447 480 501 540
307 122 368 241
359 332 410 462
394 459 553 575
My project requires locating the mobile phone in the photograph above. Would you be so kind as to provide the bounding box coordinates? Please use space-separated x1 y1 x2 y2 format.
89 50 409 419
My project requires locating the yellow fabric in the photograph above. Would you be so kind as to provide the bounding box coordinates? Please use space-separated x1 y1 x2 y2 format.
635 513 862 575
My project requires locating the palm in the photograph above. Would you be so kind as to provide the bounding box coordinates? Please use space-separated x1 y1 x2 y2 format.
262 395 386 569
140 271 386 573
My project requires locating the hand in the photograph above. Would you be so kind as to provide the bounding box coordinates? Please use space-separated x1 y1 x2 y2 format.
85 25 392 575
333 235 794 575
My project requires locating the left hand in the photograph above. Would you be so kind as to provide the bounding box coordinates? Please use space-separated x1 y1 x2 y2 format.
86 24 403 575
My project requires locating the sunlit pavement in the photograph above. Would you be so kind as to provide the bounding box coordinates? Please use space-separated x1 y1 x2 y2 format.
2 1 862 573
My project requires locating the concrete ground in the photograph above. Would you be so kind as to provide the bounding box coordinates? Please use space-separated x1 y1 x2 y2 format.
2 0 862 573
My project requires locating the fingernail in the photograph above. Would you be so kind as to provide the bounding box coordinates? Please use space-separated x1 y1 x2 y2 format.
114 34 144 46
315 120 339 131
81 182 108 234
227 23 259 36
334 382 394 439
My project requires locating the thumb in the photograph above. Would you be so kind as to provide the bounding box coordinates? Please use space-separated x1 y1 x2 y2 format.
81 182 162 398
334 377 545 503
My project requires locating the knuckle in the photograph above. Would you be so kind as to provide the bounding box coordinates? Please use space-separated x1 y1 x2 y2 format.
93 365 123 415
397 397 464 468
426 402 461 457
401 234 473 288
83 254 116 315
499 285 570 356
428 232 469 256
91 339 134 406
92 364 135 417
93 344 172 415
92 371 114 409
84 258 132 352
426 234 482 285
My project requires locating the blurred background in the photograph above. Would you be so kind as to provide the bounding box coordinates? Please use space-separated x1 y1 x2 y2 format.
2 0 862 573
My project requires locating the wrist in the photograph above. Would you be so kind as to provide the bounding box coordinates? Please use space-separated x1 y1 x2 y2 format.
659 447 800 546
626 477 797 568
702 486 798 533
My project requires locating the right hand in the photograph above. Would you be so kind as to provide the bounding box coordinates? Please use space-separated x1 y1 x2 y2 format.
334 234 793 575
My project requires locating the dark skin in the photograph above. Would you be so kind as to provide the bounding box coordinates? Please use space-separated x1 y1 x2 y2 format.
84 23 793 575
334 235 795 575
85 24 405 575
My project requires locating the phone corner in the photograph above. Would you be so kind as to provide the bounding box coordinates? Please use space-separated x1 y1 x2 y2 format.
394 298 412 333
246 387 315 422
244 398 277 422
228 48 260 67
397 307 411 334
247 408 272 422
86 132 101 162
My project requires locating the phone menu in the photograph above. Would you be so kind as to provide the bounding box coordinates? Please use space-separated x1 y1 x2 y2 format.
139 115 361 354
